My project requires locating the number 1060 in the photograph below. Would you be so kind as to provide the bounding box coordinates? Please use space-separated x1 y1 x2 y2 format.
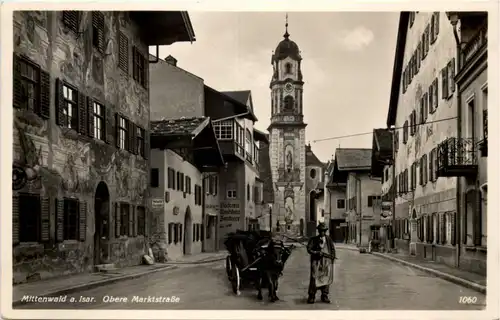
459 296 478 304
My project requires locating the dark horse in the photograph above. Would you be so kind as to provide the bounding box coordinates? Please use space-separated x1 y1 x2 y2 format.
254 239 294 302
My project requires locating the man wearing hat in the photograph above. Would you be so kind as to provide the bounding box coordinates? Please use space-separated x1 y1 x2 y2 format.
306 222 336 304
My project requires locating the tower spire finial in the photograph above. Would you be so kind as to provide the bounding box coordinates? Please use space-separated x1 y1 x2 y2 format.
284 13 290 39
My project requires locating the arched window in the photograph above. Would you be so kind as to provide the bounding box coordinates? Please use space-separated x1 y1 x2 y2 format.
285 63 292 74
284 96 294 110
245 129 252 156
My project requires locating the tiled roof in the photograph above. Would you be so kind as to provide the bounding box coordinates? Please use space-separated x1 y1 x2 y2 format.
258 143 274 203
151 116 208 136
306 144 325 168
335 148 372 171
221 90 251 106
373 128 393 152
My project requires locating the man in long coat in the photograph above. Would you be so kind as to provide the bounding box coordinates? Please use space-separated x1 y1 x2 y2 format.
306 222 336 304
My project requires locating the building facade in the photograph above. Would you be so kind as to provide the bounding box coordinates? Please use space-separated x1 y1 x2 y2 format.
332 149 382 247
446 12 487 275
149 118 224 261
324 161 348 242
12 10 194 283
268 24 307 236
385 12 460 265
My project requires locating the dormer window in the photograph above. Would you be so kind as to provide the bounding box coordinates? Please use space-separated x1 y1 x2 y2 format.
285 63 292 74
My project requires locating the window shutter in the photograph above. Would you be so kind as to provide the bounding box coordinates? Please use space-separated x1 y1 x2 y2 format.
55 79 66 126
115 113 120 148
440 213 446 244
434 12 440 37
144 129 150 160
39 70 51 119
430 14 436 43
463 194 468 245
56 199 64 242
13 195 20 245
429 151 434 182
128 205 134 237
77 92 87 135
115 202 120 238
86 97 94 138
179 224 183 242
13 55 22 109
129 122 136 154
448 58 455 95
79 200 87 241
134 206 138 237
450 211 456 245
132 48 137 81
40 197 51 242
433 79 439 110
62 11 80 32
441 67 448 99
474 190 482 246
92 11 105 53
201 221 204 241
144 55 149 90
435 214 440 244
118 31 129 73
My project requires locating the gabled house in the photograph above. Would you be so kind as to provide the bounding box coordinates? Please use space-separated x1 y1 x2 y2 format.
149 117 224 260
324 160 347 242
12 10 195 283
332 148 382 247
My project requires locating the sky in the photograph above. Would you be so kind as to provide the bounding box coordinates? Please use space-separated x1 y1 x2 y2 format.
155 12 399 163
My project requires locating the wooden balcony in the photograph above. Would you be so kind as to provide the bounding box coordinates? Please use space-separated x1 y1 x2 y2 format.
214 119 259 164
437 137 478 177
460 22 487 70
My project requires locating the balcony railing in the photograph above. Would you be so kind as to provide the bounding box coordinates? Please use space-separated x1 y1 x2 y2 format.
460 23 487 69
437 137 478 177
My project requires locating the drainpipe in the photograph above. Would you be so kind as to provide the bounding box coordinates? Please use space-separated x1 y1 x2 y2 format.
149 45 160 64
449 13 461 268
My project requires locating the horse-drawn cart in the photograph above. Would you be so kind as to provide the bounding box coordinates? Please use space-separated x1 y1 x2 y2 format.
224 230 294 296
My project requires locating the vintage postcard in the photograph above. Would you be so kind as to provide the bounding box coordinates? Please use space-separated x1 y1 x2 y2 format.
0 1 498 319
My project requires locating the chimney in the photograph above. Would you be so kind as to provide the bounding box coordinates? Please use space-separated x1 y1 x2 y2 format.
165 55 177 66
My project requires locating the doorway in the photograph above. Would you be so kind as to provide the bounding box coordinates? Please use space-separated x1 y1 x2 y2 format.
183 206 193 255
94 181 110 265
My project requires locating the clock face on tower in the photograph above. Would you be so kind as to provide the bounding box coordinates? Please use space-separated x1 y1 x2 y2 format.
285 83 293 93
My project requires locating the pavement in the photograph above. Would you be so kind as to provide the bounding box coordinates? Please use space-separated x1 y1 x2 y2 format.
12 251 227 307
14 245 486 310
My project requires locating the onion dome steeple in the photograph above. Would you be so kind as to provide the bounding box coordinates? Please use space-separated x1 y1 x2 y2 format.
272 13 302 62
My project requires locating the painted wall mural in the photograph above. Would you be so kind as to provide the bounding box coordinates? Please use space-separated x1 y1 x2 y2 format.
12 11 150 284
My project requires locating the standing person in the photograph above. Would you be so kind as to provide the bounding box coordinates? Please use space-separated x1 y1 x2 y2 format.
306 222 336 304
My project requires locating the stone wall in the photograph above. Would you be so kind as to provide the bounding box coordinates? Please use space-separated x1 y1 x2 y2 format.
12 11 150 284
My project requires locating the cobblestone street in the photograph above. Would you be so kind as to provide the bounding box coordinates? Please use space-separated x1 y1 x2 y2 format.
17 247 486 310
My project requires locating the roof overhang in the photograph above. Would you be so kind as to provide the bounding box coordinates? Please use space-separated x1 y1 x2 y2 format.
253 128 269 144
130 11 196 46
386 12 409 128
371 129 393 177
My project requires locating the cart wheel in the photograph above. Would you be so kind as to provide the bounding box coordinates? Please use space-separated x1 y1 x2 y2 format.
230 260 240 295
225 256 232 278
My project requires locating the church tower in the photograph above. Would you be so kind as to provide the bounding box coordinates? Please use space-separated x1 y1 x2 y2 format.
268 15 307 235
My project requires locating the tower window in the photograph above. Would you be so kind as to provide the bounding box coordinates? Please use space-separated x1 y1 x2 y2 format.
284 96 294 110
285 63 292 74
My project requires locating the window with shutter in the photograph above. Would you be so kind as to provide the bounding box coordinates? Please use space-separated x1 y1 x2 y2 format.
114 202 120 238
62 11 81 33
92 11 105 53
403 121 408 144
128 206 134 237
63 198 79 240
56 199 64 242
55 79 79 130
18 193 42 243
430 14 436 43
410 112 415 136
174 223 179 244
118 31 129 73
434 12 440 39
117 115 129 150
132 46 148 89
120 203 130 236
13 55 52 119
440 213 446 244
441 66 449 99
416 43 421 70
433 78 439 110
423 93 428 122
